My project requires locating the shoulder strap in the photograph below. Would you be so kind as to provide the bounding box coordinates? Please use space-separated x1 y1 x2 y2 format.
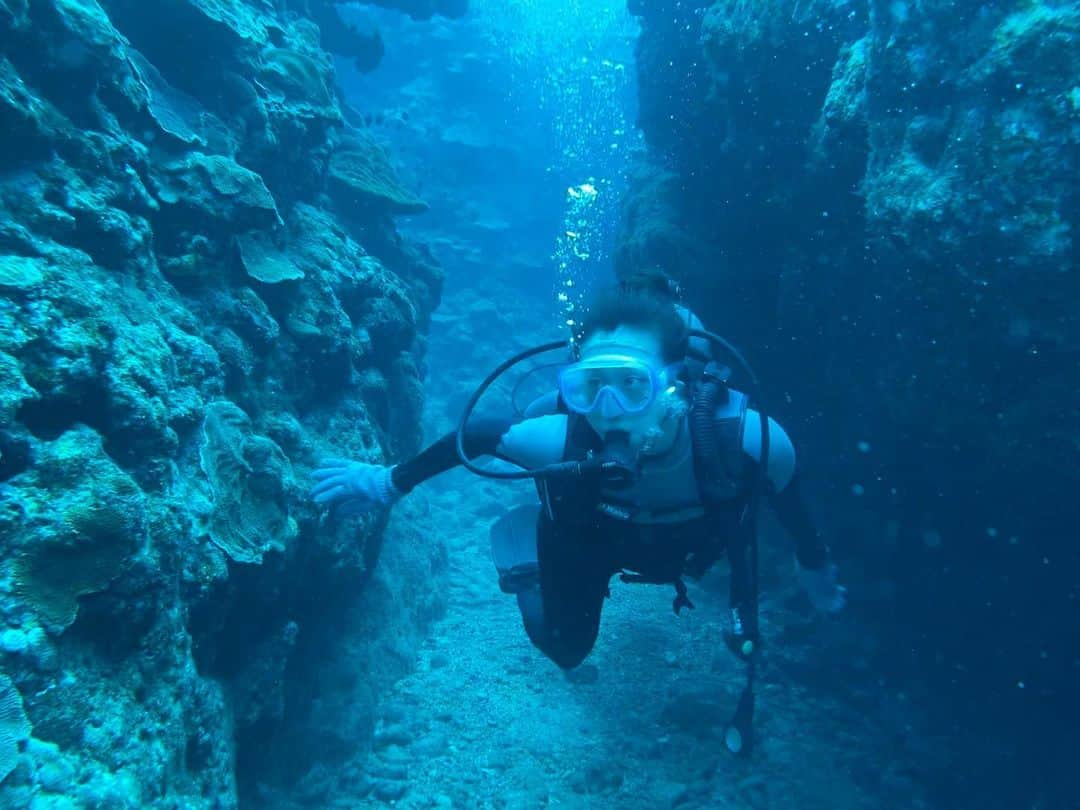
689 367 748 505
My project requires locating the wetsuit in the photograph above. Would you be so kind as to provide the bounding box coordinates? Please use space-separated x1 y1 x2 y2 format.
390 407 827 670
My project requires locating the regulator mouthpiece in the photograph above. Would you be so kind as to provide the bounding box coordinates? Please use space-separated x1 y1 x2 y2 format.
598 430 637 488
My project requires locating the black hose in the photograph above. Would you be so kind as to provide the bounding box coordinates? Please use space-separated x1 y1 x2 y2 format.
510 361 565 417
455 340 569 480
687 328 768 757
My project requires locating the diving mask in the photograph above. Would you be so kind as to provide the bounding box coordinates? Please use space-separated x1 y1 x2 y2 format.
558 353 678 416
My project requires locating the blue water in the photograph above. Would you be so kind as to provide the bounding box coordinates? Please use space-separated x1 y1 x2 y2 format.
338 1 640 316
0 1 1076 808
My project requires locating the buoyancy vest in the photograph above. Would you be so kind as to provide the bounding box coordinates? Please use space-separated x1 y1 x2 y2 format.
535 379 750 562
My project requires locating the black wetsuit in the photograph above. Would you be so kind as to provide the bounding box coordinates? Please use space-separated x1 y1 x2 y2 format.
391 417 827 670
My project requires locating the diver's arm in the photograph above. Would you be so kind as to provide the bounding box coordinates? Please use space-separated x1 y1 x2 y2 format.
495 414 568 468
389 414 568 494
390 417 514 494
768 475 829 569
313 418 519 510
741 412 828 570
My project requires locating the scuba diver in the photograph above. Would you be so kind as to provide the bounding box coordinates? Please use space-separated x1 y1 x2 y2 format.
310 282 845 751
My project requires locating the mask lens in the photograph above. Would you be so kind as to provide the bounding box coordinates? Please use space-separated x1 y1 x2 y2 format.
559 356 658 414
612 369 652 409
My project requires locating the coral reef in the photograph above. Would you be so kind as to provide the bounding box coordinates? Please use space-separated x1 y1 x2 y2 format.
198 402 295 565
0 0 446 806
0 674 31 784
622 0 1078 805
328 130 429 216
9 427 146 631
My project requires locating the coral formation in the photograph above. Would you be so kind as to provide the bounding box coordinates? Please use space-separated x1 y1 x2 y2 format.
198 401 295 565
0 0 446 805
127 47 221 148
9 427 146 630
235 230 305 284
328 131 429 216
0 674 31 784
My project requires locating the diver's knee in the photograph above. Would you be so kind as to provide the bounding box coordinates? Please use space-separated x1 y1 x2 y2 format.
516 591 590 668
548 642 590 671
530 620 593 669
527 627 591 670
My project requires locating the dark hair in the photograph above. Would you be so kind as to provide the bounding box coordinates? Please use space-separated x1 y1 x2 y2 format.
619 267 682 302
577 285 688 363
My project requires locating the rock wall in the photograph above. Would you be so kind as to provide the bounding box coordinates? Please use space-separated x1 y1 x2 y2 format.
298 0 470 76
0 0 446 806
622 0 1077 805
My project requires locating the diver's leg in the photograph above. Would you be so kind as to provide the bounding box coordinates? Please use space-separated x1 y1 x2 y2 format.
516 515 610 670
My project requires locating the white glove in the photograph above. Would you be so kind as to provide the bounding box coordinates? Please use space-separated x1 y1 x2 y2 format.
310 459 400 511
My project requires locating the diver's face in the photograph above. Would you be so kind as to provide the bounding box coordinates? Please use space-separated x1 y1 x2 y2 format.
577 326 675 449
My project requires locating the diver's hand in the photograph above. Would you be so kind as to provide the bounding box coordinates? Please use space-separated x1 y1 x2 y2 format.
798 561 847 613
310 458 400 510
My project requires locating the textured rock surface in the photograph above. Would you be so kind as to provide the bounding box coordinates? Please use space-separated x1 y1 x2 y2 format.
0 0 445 806
621 0 1078 805
300 0 469 75
356 0 468 21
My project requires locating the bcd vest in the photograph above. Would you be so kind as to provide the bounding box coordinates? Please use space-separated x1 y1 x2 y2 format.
535 384 750 534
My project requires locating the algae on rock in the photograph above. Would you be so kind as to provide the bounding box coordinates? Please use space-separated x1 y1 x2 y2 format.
8 427 146 630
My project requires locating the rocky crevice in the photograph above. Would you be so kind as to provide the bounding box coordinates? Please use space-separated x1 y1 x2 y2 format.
620 0 1078 805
